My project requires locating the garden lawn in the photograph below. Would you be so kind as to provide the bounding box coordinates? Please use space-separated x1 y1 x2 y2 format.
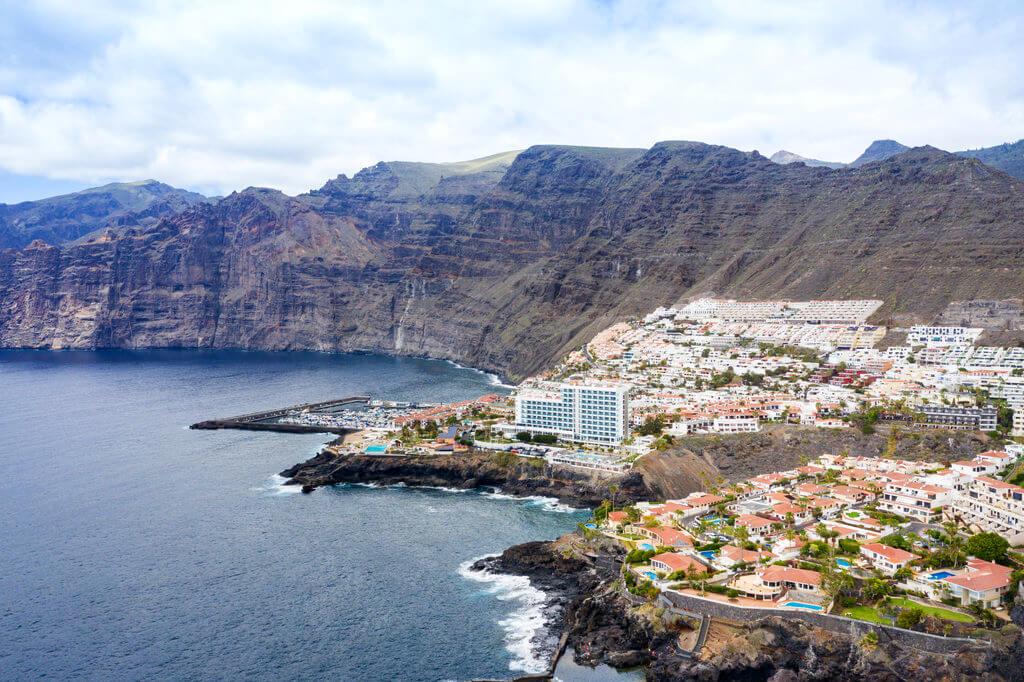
841 606 891 624
886 598 974 623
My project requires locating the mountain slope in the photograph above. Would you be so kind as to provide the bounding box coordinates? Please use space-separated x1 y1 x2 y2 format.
1 143 1023 379
956 139 1024 181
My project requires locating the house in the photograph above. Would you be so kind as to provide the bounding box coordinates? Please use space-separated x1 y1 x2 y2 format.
941 558 1014 608
603 511 629 528
716 544 773 568
860 543 916 575
829 485 872 504
649 552 708 577
734 514 778 540
646 526 695 549
769 502 811 524
794 482 828 497
807 497 842 516
757 565 823 594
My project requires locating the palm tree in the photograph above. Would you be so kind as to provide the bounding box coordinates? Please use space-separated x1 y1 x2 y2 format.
609 484 619 510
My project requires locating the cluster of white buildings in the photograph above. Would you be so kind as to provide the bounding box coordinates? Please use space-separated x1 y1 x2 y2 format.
598 449 1022 611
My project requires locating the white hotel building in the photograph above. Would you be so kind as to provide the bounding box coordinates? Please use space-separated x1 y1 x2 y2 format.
506 382 631 445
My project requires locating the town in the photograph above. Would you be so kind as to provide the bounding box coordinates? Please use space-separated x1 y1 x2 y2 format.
303 297 1024 634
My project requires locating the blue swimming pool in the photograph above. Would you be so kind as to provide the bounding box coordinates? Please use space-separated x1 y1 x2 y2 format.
836 559 852 567
584 523 597 529
783 602 823 611
638 543 654 551
643 571 657 581
927 571 955 580
699 550 717 559
704 517 724 524
364 444 387 453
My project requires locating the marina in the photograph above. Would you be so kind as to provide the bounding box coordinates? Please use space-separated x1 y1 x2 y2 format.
189 396 441 434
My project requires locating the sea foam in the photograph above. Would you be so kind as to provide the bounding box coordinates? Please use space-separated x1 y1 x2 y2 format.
458 555 550 674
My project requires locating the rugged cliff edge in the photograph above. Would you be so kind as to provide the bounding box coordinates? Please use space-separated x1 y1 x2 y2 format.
478 539 1024 682
279 450 649 508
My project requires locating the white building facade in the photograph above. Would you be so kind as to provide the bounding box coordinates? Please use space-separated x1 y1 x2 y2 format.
510 382 631 445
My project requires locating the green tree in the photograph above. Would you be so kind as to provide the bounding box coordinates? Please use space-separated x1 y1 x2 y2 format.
965 533 1010 562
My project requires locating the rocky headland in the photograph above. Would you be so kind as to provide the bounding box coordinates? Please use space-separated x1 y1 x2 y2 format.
279 449 649 507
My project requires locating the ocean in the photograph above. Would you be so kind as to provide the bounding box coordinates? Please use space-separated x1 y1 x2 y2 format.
0 350 595 680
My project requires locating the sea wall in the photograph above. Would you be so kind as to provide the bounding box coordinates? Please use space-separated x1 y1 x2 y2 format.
658 591 989 656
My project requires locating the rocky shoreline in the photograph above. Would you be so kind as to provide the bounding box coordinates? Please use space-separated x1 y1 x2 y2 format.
474 538 1024 682
279 448 650 508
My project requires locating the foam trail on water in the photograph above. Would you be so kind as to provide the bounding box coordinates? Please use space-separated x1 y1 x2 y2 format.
458 555 549 674
252 474 304 496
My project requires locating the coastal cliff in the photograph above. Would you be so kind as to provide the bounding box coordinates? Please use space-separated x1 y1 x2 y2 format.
4 143 1024 378
481 538 1024 682
279 450 649 508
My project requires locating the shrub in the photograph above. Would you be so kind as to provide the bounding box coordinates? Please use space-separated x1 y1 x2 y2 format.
838 538 860 555
896 607 923 629
860 631 879 647
514 431 532 443
726 589 740 600
493 451 519 467
532 433 557 444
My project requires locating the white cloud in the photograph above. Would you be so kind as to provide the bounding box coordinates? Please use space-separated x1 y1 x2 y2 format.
1 0 1022 197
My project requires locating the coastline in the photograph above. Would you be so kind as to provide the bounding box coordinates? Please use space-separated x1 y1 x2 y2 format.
279 448 650 508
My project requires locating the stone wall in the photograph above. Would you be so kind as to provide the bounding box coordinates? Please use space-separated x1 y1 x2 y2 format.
658 591 989 656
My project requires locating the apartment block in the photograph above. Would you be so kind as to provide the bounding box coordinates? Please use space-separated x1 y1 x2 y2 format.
950 476 1024 544
510 382 630 445
878 480 953 522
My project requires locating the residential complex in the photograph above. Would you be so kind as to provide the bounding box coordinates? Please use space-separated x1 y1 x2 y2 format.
505 381 631 445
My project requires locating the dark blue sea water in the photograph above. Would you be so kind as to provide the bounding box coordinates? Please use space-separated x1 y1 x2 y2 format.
0 350 591 681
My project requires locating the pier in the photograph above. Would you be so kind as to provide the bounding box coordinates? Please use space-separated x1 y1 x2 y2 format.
190 396 371 435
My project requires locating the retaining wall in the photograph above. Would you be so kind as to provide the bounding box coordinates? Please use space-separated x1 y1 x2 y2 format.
659 591 989 656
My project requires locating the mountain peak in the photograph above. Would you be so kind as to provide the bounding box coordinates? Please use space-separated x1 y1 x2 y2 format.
769 150 844 169
849 139 910 167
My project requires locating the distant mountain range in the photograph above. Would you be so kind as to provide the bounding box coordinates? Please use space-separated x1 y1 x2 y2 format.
2 139 1024 378
0 180 208 250
770 138 1024 179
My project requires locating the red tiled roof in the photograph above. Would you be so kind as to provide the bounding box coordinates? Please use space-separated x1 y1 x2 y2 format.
860 543 916 564
650 552 706 573
758 565 822 586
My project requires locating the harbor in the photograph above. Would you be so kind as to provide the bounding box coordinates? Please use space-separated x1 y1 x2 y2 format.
189 396 440 435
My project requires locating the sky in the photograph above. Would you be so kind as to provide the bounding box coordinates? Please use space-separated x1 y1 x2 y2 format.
1 0 1023 203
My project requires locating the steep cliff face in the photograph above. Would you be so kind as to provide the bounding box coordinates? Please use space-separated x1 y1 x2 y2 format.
2 142 1024 378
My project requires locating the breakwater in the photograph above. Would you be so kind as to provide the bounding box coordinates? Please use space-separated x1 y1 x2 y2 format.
189 396 370 434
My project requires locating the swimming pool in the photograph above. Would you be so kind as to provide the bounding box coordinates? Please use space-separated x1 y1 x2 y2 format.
638 543 655 551
699 550 717 559
364 444 387 453
782 601 824 611
927 571 955 580
643 571 657 581
704 517 724 524
836 559 852 567
584 523 597 529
